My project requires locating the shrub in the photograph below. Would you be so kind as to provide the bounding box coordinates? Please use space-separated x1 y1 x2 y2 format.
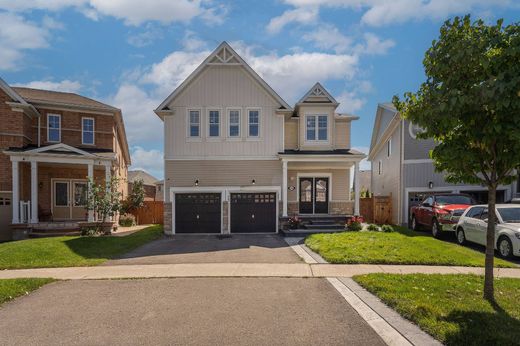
81 227 98 236
367 224 380 232
119 214 136 227
346 221 363 232
381 224 394 233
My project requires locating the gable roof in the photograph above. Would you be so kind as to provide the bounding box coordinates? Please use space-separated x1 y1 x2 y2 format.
0 77 40 117
128 170 159 186
155 41 291 117
368 103 401 160
297 82 338 105
12 87 118 112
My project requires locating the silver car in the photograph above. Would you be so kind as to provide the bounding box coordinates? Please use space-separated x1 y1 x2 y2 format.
455 204 520 258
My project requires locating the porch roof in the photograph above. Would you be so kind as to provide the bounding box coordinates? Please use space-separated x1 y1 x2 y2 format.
4 143 116 164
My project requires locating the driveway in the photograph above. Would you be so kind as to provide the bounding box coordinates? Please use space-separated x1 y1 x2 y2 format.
0 278 385 346
104 234 302 265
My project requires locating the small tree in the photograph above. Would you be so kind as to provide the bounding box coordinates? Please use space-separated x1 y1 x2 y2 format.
394 16 520 301
85 176 122 234
122 179 145 214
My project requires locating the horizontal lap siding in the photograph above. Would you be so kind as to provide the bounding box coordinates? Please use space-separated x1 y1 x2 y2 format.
164 160 282 202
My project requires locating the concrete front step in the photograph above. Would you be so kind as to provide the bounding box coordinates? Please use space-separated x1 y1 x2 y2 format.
304 224 344 230
280 228 346 237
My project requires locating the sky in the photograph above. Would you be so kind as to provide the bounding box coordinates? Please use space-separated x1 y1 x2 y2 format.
1 0 518 179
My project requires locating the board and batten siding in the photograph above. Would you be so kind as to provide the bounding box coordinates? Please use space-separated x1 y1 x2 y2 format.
164 65 283 159
371 123 401 224
164 160 282 202
287 169 350 202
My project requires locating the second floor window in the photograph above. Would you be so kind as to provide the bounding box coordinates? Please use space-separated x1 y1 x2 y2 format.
82 118 94 145
47 114 61 142
209 110 220 137
306 115 328 141
189 110 200 137
248 109 260 137
228 109 240 137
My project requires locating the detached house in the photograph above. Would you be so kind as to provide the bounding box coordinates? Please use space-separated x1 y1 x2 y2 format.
154 42 365 234
368 103 516 225
0 78 130 240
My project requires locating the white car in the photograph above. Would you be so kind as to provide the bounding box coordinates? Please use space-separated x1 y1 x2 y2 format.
455 204 520 258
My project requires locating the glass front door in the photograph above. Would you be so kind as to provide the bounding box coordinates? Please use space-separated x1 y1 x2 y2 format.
53 180 88 220
299 177 329 214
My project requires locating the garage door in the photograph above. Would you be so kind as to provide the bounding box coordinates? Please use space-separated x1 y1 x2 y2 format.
175 193 221 234
230 193 277 233
0 193 12 241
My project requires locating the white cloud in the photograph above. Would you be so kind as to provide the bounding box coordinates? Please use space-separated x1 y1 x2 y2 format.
14 79 83 93
336 90 365 114
127 24 163 47
0 0 227 26
275 0 516 27
267 6 318 34
181 30 207 52
0 12 51 70
107 84 163 143
354 33 395 55
130 146 164 179
302 24 352 53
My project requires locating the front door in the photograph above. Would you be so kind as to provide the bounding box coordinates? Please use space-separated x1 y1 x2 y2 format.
53 180 88 220
299 177 329 214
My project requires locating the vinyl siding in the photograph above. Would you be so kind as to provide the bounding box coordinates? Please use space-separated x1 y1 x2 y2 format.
334 120 350 149
297 105 336 151
402 119 435 160
371 124 401 224
164 160 282 202
284 119 298 150
164 65 283 159
287 168 350 201
375 108 396 145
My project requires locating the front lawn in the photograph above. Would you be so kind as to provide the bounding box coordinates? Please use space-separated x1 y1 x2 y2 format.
354 274 520 345
0 278 55 306
0 225 163 269
305 227 515 267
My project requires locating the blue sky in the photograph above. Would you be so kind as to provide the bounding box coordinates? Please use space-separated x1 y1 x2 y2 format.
1 0 518 179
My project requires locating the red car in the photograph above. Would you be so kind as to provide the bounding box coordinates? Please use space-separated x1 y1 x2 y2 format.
410 194 475 238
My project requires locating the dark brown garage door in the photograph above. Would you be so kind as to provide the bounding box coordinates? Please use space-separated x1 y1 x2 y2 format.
230 193 277 233
175 193 221 233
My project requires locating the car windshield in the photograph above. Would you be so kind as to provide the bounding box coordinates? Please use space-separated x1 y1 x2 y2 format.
497 208 520 223
435 195 473 205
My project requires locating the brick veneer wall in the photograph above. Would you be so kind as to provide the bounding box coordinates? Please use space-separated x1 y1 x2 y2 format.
163 202 172 235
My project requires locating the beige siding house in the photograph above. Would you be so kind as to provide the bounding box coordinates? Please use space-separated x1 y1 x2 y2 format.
155 42 365 234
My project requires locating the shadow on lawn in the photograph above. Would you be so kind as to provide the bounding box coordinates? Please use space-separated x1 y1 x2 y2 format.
442 303 520 346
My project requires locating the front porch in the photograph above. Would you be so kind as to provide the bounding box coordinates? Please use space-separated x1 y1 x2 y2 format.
5 144 115 231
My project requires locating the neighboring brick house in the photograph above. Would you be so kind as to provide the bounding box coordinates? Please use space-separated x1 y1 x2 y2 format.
128 170 159 201
0 77 131 240
155 180 164 201
154 42 365 235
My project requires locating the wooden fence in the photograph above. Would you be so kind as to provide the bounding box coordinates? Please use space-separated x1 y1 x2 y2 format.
130 201 164 225
360 196 392 224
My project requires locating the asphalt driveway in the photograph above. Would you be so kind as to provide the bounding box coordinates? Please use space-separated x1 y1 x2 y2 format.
0 278 385 346
104 234 302 265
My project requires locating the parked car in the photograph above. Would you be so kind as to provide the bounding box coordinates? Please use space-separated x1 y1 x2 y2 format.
410 194 474 238
455 204 520 258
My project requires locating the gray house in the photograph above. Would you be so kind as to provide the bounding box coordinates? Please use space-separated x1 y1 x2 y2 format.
368 103 518 225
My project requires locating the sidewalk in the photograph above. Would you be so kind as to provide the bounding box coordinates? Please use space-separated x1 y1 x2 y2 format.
1 263 519 280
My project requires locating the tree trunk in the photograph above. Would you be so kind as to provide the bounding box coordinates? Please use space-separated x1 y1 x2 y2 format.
483 184 497 302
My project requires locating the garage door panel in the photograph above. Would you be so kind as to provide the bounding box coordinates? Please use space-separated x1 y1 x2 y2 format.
175 193 221 234
230 193 276 233
0 193 13 241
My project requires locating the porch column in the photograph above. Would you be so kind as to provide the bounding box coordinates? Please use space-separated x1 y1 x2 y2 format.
104 163 111 221
354 161 360 215
30 161 38 223
87 163 94 222
11 160 19 224
282 160 288 217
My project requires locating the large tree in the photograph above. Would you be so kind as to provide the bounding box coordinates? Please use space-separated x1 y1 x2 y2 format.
393 15 520 301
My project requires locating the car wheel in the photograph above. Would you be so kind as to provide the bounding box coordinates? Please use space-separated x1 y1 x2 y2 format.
498 236 513 259
432 218 442 239
456 228 466 245
411 215 419 231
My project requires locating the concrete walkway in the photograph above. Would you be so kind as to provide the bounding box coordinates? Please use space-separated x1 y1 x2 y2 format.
1 263 520 280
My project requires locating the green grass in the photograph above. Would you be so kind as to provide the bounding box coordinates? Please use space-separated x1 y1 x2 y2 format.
305 227 515 267
0 225 163 269
354 274 520 345
0 278 55 306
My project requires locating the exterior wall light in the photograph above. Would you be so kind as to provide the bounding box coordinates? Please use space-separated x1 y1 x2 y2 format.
195 179 199 186
428 181 434 189
251 179 256 185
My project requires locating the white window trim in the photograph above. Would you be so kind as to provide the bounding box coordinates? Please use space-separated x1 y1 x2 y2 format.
226 107 241 139
186 108 202 141
387 138 392 157
47 113 61 143
246 107 261 140
304 114 329 144
81 117 95 145
207 108 222 140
